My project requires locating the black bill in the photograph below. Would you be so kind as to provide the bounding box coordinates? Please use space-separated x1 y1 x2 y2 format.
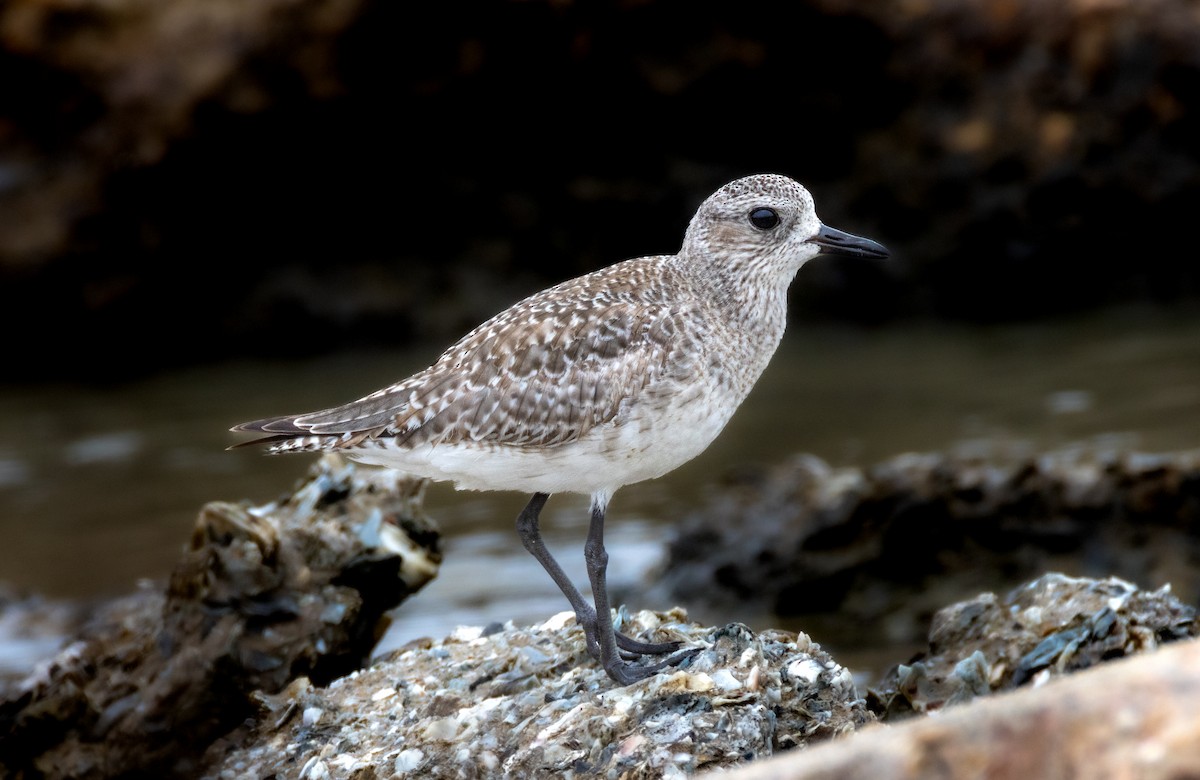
808 223 890 259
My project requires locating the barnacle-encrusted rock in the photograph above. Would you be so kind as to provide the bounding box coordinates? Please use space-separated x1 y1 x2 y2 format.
0 455 438 779
869 573 1197 719
202 609 871 779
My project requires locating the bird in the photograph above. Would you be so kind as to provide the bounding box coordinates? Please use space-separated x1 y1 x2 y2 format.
231 173 889 685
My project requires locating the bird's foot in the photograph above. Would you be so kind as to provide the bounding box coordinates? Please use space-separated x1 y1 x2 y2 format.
576 609 681 660
615 632 682 658
604 646 702 685
583 630 679 661
579 618 682 661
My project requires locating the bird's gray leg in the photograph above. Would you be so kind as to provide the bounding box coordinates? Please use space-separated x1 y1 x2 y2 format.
584 500 698 684
516 494 680 662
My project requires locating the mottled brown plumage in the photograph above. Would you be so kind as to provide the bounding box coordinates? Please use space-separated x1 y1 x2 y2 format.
235 260 687 453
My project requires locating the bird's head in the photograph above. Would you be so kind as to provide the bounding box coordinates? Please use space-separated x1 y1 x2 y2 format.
682 173 889 281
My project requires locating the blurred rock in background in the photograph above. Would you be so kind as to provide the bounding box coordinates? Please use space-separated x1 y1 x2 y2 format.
1 0 1197 381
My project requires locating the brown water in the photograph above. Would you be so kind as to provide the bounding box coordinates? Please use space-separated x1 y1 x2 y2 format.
1 304 1198 662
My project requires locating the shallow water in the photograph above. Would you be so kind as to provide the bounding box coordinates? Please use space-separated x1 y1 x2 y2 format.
1 304 1198 665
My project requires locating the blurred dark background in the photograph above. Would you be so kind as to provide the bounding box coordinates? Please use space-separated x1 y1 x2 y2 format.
3 0 1198 383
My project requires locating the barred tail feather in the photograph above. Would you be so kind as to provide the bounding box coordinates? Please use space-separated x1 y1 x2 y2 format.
229 414 385 453
229 414 323 452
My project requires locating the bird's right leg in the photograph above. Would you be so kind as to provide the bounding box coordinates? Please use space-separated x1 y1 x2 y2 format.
584 499 698 684
515 493 680 660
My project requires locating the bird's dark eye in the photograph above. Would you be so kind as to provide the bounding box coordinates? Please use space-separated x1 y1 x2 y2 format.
749 207 779 230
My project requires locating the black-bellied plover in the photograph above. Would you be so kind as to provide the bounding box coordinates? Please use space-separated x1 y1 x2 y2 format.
232 173 889 685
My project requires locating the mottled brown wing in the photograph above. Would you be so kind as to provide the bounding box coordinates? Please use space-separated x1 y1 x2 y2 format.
253 295 682 450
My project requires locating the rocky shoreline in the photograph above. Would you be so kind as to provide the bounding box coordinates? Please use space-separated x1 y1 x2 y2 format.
2 449 1198 778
